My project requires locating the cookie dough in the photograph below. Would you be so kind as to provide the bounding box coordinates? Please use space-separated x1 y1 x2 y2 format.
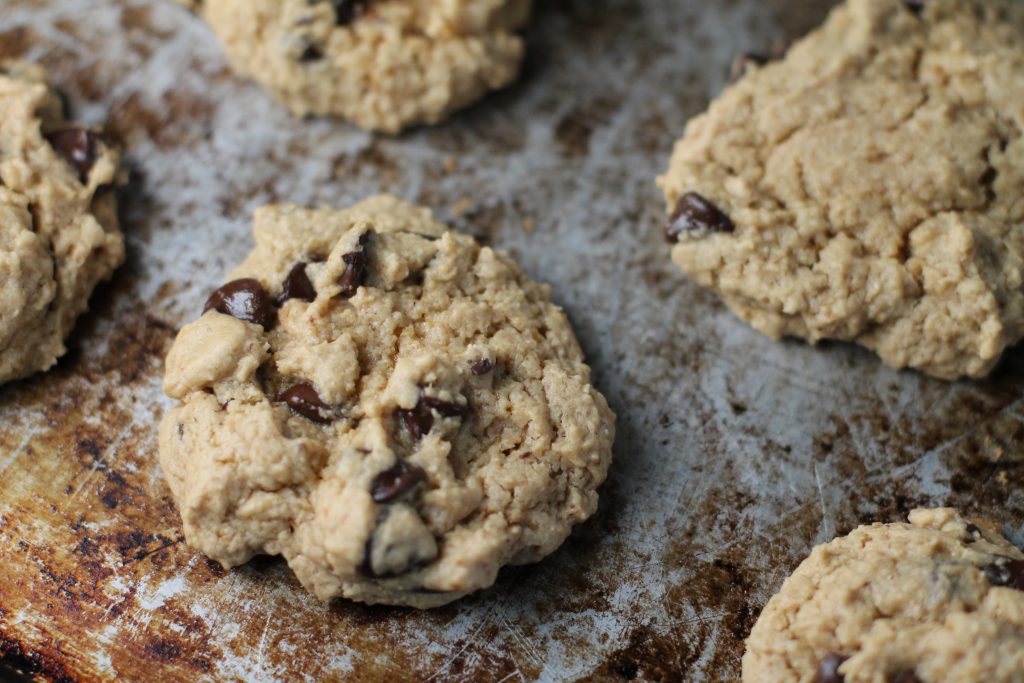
158 195 615 608
0 62 124 385
657 0 1024 380
199 0 531 133
743 509 1024 682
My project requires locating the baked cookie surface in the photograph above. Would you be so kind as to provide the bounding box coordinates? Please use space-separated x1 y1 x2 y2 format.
743 508 1024 683
657 0 1024 380
200 0 531 133
158 195 615 608
0 62 123 385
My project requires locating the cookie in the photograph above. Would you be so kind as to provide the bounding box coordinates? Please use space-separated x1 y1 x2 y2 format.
200 0 531 133
158 195 615 608
743 509 1024 682
0 62 124 385
657 0 1024 380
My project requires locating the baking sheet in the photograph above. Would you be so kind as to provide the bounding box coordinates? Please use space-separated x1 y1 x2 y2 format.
1 0 1023 681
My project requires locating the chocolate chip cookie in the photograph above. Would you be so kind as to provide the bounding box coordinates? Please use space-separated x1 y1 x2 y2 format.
158 195 615 608
199 0 531 133
657 0 1024 380
743 508 1024 682
0 62 124 385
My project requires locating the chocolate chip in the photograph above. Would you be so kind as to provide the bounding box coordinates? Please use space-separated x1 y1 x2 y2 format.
903 0 926 15
370 461 427 504
729 53 769 82
398 402 435 442
55 88 73 119
422 396 467 418
813 653 848 683
729 41 789 82
332 0 368 25
299 43 323 63
359 536 377 577
889 672 922 683
984 557 1024 591
45 128 100 183
279 383 335 423
397 395 468 441
471 358 494 376
278 262 316 305
964 523 982 543
665 192 735 243
338 234 368 298
203 278 274 328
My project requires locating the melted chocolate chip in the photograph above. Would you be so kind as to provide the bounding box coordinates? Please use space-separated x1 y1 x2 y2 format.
204 278 274 328
46 128 100 183
665 192 735 243
984 557 1024 591
889 672 922 683
471 358 494 376
813 653 848 683
338 234 369 298
278 262 316 305
370 461 427 504
332 0 368 25
280 383 335 423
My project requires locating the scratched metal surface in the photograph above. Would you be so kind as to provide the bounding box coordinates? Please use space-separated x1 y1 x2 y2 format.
1 0 1023 681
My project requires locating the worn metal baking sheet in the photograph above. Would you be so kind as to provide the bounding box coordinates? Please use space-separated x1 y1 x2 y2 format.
1 0 1022 681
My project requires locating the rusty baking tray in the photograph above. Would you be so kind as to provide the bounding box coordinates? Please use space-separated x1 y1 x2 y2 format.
1 0 1022 681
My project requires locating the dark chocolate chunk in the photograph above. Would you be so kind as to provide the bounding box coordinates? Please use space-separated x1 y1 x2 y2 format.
889 672 922 683
332 0 368 25
204 278 274 328
280 383 335 423
813 653 848 683
337 234 369 298
964 523 982 543
471 358 494 376
984 557 1024 591
370 461 427 504
46 128 100 183
278 262 316 305
665 192 735 243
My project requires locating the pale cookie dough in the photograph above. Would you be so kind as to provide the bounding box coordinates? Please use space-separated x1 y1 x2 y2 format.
743 509 1024 683
0 62 124 385
199 0 531 133
158 195 615 608
657 0 1024 380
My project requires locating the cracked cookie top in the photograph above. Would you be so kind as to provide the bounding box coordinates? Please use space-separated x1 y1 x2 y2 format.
200 0 532 132
743 508 1024 683
158 195 615 608
0 62 123 384
657 0 1024 379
